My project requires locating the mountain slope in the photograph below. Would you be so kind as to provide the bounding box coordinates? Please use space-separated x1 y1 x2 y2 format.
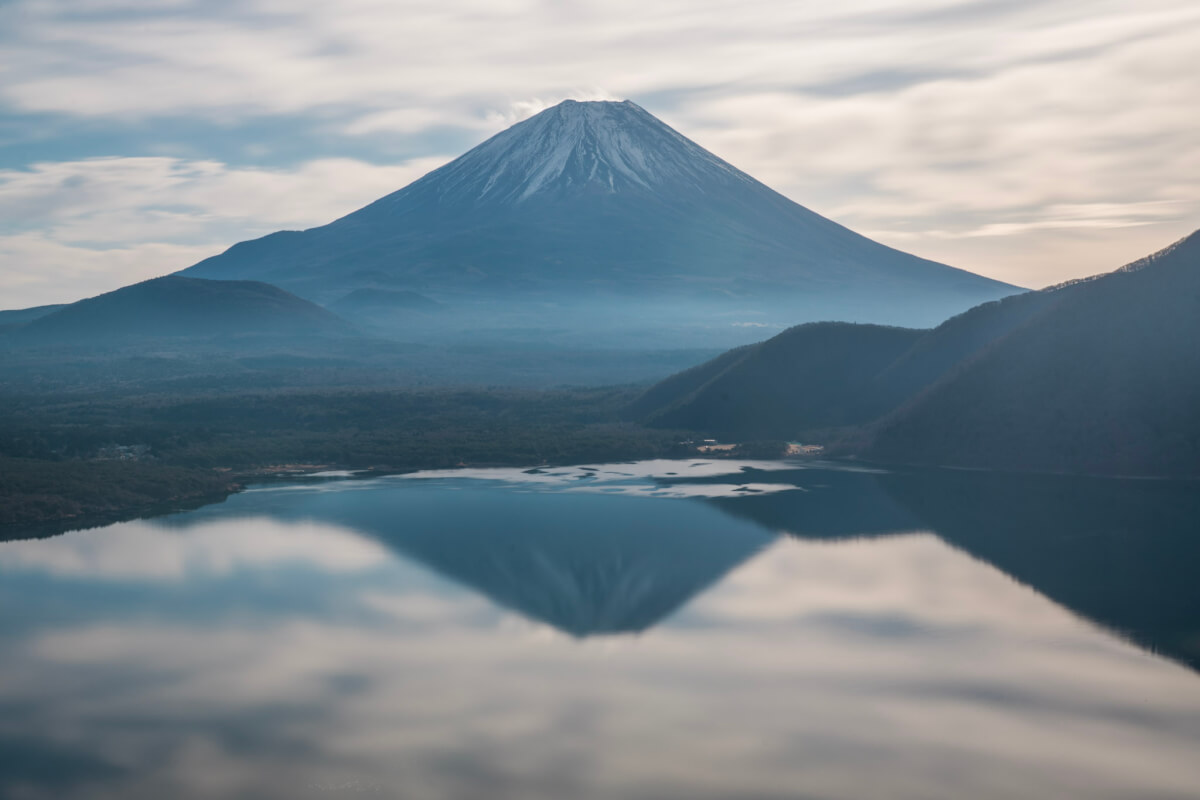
179 100 1019 341
13 276 354 344
631 323 924 438
637 230 1200 476
869 231 1200 475
0 304 67 329
632 291 1058 439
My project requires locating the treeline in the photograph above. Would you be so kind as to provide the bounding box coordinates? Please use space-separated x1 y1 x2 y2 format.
0 457 238 530
0 386 704 532
0 386 692 470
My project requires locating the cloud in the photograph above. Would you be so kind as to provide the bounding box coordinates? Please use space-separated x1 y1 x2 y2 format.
0 233 217 308
692 534 1076 633
0 0 1198 301
665 15 1200 285
0 516 390 580
5 524 1200 799
0 154 449 305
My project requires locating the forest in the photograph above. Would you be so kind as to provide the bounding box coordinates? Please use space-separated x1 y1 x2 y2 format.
0 382 760 533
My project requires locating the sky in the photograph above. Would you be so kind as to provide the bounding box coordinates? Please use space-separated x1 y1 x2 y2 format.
1 0 1197 308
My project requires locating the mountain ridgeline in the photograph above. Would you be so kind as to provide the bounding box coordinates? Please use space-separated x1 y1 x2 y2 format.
635 231 1200 477
178 99 1019 346
10 276 355 344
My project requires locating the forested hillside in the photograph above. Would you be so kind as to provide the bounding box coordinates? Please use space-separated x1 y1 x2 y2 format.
870 231 1200 475
634 230 1200 476
629 323 922 438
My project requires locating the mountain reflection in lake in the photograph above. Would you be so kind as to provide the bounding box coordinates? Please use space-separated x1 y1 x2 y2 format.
1 461 1198 800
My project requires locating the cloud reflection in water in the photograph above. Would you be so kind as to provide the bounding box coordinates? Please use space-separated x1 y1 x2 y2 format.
0 461 1197 799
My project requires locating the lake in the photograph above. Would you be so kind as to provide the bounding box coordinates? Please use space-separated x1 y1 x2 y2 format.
2 460 1198 799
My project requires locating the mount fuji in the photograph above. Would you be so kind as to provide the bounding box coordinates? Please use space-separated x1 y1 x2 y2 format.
179 99 1020 346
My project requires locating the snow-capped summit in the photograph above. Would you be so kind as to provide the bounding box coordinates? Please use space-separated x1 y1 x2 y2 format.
180 98 1021 341
409 99 755 206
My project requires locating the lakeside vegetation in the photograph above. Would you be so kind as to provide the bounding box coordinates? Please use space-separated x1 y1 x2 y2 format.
0 386 695 468
0 456 239 533
0 385 733 534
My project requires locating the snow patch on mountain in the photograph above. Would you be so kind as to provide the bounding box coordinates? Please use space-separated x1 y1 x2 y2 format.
403 99 758 207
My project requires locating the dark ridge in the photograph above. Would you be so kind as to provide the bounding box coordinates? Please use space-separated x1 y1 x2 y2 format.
636 322 924 438
635 230 1200 476
869 230 1200 475
11 276 356 345
0 304 67 327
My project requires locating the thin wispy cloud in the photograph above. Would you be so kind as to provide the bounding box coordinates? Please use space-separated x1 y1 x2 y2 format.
0 155 448 304
1 0 1197 304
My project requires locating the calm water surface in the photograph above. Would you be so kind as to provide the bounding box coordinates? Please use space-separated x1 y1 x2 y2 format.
1 460 1199 799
